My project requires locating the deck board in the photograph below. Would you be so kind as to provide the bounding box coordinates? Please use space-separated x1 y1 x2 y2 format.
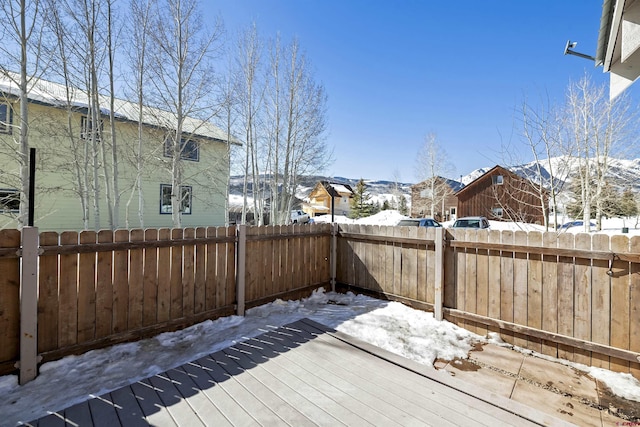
28 319 574 427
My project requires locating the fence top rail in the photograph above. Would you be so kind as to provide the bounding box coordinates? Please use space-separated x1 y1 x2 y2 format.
338 231 437 247
37 236 237 256
246 230 331 242
449 240 640 263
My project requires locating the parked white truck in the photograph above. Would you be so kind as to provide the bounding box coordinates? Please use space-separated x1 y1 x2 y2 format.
290 210 310 224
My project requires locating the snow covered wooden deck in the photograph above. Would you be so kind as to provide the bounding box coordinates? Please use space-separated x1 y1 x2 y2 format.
28 318 571 426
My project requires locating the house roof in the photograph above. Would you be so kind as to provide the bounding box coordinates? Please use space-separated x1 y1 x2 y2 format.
412 176 464 193
320 181 353 197
455 165 548 196
0 72 241 145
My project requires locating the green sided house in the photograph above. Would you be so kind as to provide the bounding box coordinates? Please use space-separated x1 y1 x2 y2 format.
0 74 240 231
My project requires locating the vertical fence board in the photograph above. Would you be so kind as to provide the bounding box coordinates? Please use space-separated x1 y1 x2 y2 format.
475 230 489 338
77 231 97 343
113 230 130 333
557 233 575 361
629 236 640 379
194 227 206 314
0 229 20 363
128 229 144 330
541 232 558 357
143 229 158 326
610 235 630 373
157 229 171 322
444 230 456 309
170 228 183 319
205 227 217 311
465 230 478 334
182 228 195 316
526 232 542 353
591 234 611 369
266 226 275 295
214 227 226 309
574 233 592 366
512 231 528 348
245 226 257 302
499 231 514 345
59 232 79 347
418 227 436 304
225 226 236 307
38 232 59 353
392 227 402 296
407 227 419 300
454 229 466 329
487 230 501 336
96 230 113 338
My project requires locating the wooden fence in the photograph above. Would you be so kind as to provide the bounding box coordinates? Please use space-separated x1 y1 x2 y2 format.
0 224 332 379
336 224 640 380
2 222 639 382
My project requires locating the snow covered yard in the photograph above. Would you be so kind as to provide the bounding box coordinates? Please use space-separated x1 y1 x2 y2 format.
1 288 639 426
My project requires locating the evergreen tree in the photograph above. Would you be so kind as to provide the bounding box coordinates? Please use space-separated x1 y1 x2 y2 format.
619 188 638 218
398 195 409 216
349 178 373 218
382 199 390 210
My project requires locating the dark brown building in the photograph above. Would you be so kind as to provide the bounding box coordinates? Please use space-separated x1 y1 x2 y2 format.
410 177 463 221
455 165 548 224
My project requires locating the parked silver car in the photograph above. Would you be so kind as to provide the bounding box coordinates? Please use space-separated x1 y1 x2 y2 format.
396 218 442 227
451 216 490 229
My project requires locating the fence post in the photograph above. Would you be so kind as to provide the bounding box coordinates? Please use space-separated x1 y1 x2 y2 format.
330 222 338 292
434 227 444 321
236 225 246 316
19 226 39 385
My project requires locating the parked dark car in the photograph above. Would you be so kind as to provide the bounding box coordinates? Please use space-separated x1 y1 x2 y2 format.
559 220 596 229
451 216 490 229
396 218 442 228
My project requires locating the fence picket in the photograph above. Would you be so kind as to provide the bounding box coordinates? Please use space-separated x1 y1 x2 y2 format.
182 228 195 317
527 231 542 353
96 230 113 337
0 230 20 363
499 230 514 345
143 229 159 326
59 231 79 347
194 227 206 314
574 233 592 366
157 229 171 322
170 228 183 319
609 235 630 373
591 234 611 369
206 227 217 311
541 231 558 357
78 231 97 342
487 230 501 336
476 229 489 338
630 236 640 379
38 232 59 353
557 233 575 361
129 229 144 329
113 230 130 333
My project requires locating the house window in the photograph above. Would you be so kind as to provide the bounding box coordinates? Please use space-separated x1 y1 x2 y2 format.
492 175 504 185
80 116 103 140
492 207 504 218
160 184 192 214
164 137 199 162
0 103 12 134
0 189 20 213
420 189 433 198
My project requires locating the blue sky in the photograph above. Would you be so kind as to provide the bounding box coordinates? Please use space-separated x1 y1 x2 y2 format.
208 1 625 183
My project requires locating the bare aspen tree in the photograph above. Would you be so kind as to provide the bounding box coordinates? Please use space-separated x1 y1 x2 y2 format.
236 24 265 225
565 75 637 231
0 0 50 228
265 36 329 224
124 0 156 228
148 0 222 228
414 133 455 219
517 95 572 231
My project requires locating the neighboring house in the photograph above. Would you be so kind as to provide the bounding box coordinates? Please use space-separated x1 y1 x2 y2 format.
306 181 354 217
455 165 548 224
0 74 240 231
596 0 640 99
410 177 463 221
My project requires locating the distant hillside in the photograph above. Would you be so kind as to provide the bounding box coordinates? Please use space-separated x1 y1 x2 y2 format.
462 156 640 193
229 175 414 205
